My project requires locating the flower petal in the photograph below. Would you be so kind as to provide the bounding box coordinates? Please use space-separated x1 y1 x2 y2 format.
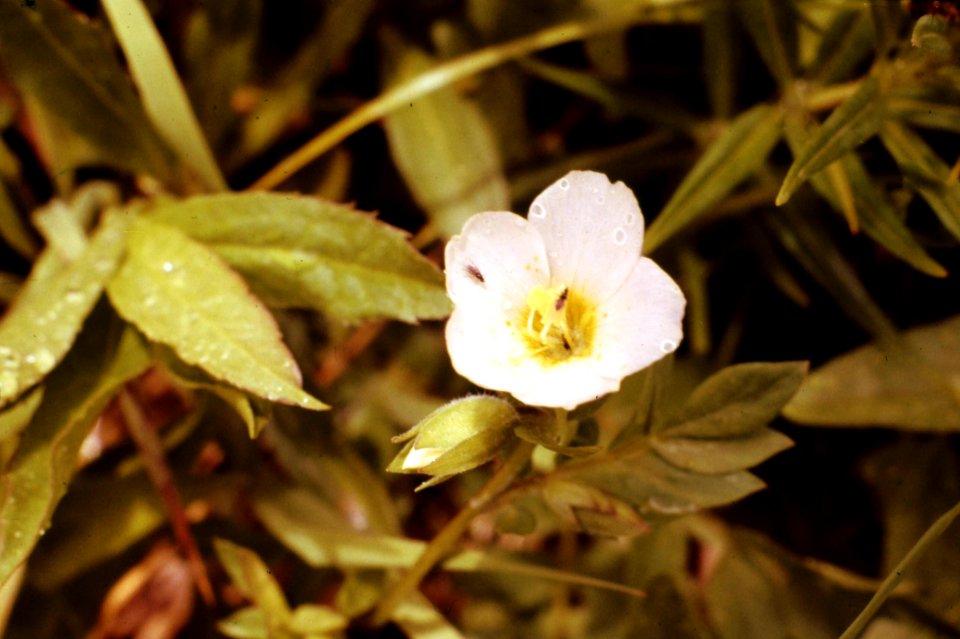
447 303 620 409
592 257 686 377
528 171 645 299
501 359 624 410
446 302 526 394
445 211 549 312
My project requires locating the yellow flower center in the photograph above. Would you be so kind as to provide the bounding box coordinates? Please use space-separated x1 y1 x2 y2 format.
520 284 597 364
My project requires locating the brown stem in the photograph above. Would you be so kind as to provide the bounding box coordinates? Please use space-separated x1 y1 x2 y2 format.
118 387 215 606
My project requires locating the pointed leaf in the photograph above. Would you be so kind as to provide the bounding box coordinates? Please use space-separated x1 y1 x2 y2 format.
651 429 793 475
784 315 960 431
0 212 131 408
213 539 291 624
645 104 782 252
107 219 326 410
659 362 808 439
288 605 348 635
781 108 946 277
101 0 225 191
737 0 798 86
0 0 172 178
382 35 509 239
218 607 268 639
0 324 151 587
810 9 874 85
879 120 960 241
149 193 450 323
777 76 885 205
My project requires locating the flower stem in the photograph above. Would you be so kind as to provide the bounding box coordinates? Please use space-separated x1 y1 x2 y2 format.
371 439 536 626
838 497 960 639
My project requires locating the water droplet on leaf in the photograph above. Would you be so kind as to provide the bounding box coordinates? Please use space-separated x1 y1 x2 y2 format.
162 261 175 273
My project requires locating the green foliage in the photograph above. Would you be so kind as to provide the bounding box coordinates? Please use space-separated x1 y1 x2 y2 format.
107 218 328 411
148 192 450 323
785 314 960 430
0 0 959 637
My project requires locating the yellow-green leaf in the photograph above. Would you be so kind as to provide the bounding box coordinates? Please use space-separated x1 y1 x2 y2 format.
107 219 326 410
101 0 226 191
781 100 946 278
645 104 782 252
148 192 450 323
0 324 150 587
784 315 960 431
777 76 885 205
214 539 291 626
382 34 509 239
0 212 131 408
879 119 960 241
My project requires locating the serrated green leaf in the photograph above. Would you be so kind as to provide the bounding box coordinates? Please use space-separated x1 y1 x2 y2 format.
148 192 450 323
214 539 292 629
101 0 225 191
0 212 131 408
107 218 327 411
879 119 960 241
784 314 960 430
0 0 173 178
382 34 509 239
0 323 150 587
158 346 270 439
645 104 782 252
777 76 885 205
659 362 807 439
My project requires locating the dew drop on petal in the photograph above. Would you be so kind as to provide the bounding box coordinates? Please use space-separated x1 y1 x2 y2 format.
558 178 570 190
660 339 677 353
530 203 546 219
624 212 636 227
612 227 627 245
596 195 605 205
162 261 175 273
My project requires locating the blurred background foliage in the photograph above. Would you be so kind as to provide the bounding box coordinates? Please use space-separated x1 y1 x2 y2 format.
0 0 960 637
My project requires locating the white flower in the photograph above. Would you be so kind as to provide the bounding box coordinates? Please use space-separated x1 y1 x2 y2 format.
444 170 686 410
